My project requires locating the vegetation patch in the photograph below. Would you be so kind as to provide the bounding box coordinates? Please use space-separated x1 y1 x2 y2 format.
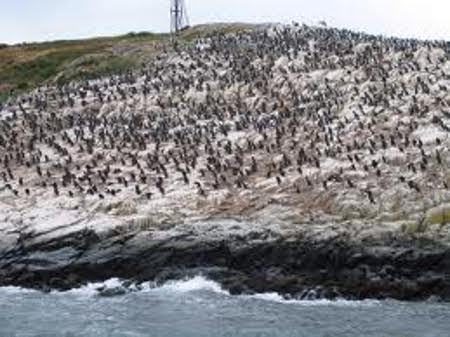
96 201 138 216
56 55 138 84
400 221 428 235
0 30 165 101
126 214 179 232
0 25 252 102
425 204 450 225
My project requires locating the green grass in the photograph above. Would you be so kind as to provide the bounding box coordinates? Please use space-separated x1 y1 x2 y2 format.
2 49 85 85
0 31 163 101
0 91 9 103
181 25 251 42
54 55 139 84
0 24 255 102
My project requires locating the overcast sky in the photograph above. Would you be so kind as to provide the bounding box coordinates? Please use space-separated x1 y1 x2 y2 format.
1 0 450 44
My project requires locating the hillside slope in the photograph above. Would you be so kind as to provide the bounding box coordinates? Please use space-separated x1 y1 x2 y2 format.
0 24 449 300
0 23 253 102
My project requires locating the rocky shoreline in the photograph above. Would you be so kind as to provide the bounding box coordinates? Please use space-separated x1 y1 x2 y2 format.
0 215 449 301
1 24 450 301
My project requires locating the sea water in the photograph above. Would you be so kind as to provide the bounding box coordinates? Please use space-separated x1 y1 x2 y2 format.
0 276 449 337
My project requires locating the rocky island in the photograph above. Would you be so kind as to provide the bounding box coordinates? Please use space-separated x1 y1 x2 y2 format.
0 23 449 301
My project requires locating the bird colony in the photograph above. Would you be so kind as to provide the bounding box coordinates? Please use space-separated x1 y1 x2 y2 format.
1 25 450 230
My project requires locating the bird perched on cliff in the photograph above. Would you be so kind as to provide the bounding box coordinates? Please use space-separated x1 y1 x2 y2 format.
365 189 376 204
0 22 448 226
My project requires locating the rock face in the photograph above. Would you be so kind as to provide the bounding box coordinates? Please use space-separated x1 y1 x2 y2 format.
1 24 450 300
0 215 449 301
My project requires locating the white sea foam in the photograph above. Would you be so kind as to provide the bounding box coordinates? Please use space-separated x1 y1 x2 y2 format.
142 275 230 295
48 275 229 298
246 292 286 302
0 286 38 295
143 276 380 307
1 276 379 307
53 278 126 297
244 292 380 307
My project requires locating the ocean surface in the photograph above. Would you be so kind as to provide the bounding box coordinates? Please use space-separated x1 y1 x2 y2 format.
1 276 449 337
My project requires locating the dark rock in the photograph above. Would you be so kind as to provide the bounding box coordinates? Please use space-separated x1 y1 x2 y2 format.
0 224 449 302
97 287 128 297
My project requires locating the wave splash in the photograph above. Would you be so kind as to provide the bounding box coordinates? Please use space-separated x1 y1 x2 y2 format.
41 276 229 298
142 275 229 295
0 286 38 295
244 292 378 307
0 276 379 306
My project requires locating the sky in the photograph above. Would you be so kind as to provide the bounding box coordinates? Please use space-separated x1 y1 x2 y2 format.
1 0 450 44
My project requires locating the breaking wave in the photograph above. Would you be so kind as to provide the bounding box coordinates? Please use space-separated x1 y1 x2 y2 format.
142 275 229 295
0 276 379 307
0 286 38 295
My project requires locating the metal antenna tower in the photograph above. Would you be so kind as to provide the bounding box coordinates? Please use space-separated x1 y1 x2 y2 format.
170 0 189 34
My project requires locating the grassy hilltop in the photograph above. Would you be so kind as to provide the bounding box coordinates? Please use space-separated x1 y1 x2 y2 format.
0 24 250 102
